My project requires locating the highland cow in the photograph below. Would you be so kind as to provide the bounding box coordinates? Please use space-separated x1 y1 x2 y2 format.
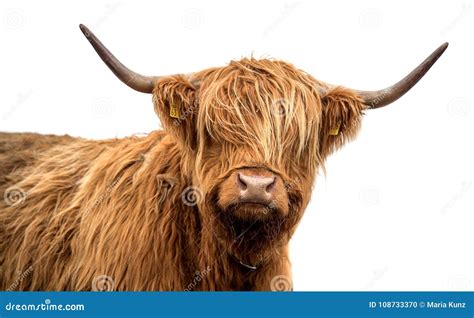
0 24 448 291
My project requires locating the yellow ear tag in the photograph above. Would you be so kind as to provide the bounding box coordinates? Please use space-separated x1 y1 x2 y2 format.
329 121 341 136
170 103 180 119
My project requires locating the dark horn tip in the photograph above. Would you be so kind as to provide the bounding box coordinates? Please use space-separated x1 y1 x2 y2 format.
439 42 449 54
79 24 90 37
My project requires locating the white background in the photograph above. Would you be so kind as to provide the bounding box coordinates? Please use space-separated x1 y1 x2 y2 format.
1 0 472 291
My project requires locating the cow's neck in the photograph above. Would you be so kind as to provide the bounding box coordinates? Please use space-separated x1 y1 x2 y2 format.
194 225 289 291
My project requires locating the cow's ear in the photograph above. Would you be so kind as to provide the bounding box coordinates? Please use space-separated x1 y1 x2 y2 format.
319 87 366 158
152 76 198 150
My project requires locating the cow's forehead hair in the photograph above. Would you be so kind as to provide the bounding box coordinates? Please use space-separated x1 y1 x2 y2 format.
194 58 323 171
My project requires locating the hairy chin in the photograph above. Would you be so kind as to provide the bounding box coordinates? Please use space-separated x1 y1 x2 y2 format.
205 187 303 256
213 204 292 256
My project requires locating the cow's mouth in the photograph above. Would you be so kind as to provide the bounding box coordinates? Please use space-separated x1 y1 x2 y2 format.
228 202 275 220
213 202 290 255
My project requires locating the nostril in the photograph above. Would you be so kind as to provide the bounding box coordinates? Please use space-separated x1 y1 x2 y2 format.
237 173 248 190
265 177 276 193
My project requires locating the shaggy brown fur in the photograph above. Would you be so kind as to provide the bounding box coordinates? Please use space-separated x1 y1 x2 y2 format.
0 58 365 291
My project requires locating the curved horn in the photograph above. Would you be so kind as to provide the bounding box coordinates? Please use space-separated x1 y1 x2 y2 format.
79 24 158 94
354 42 448 109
